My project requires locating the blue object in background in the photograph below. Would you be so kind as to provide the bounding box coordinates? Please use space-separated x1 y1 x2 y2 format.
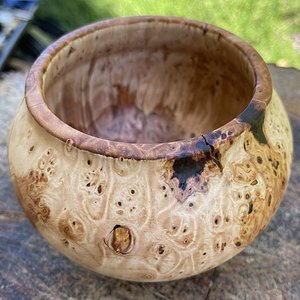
0 0 40 70
4 0 38 9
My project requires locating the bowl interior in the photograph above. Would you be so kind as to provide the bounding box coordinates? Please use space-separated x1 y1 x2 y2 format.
43 20 255 144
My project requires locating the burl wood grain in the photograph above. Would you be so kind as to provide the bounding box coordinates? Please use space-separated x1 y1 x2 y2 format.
7 17 293 283
8 90 292 281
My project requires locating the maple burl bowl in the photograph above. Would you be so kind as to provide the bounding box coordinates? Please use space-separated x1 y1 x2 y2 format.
8 16 292 282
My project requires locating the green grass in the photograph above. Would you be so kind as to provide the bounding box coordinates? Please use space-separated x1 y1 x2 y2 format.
37 0 300 68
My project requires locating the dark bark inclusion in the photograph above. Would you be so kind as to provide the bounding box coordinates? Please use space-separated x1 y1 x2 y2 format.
239 102 268 145
168 102 269 203
171 157 206 190
168 135 224 202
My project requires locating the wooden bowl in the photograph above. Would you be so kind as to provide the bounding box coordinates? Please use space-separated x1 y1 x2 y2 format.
8 16 293 282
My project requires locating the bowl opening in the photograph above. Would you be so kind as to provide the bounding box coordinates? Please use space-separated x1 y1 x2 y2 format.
42 19 256 144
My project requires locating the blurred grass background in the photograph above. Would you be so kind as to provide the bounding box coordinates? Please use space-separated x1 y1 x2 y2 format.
36 0 300 68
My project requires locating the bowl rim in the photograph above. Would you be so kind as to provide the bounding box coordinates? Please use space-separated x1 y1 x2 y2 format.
25 15 272 160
